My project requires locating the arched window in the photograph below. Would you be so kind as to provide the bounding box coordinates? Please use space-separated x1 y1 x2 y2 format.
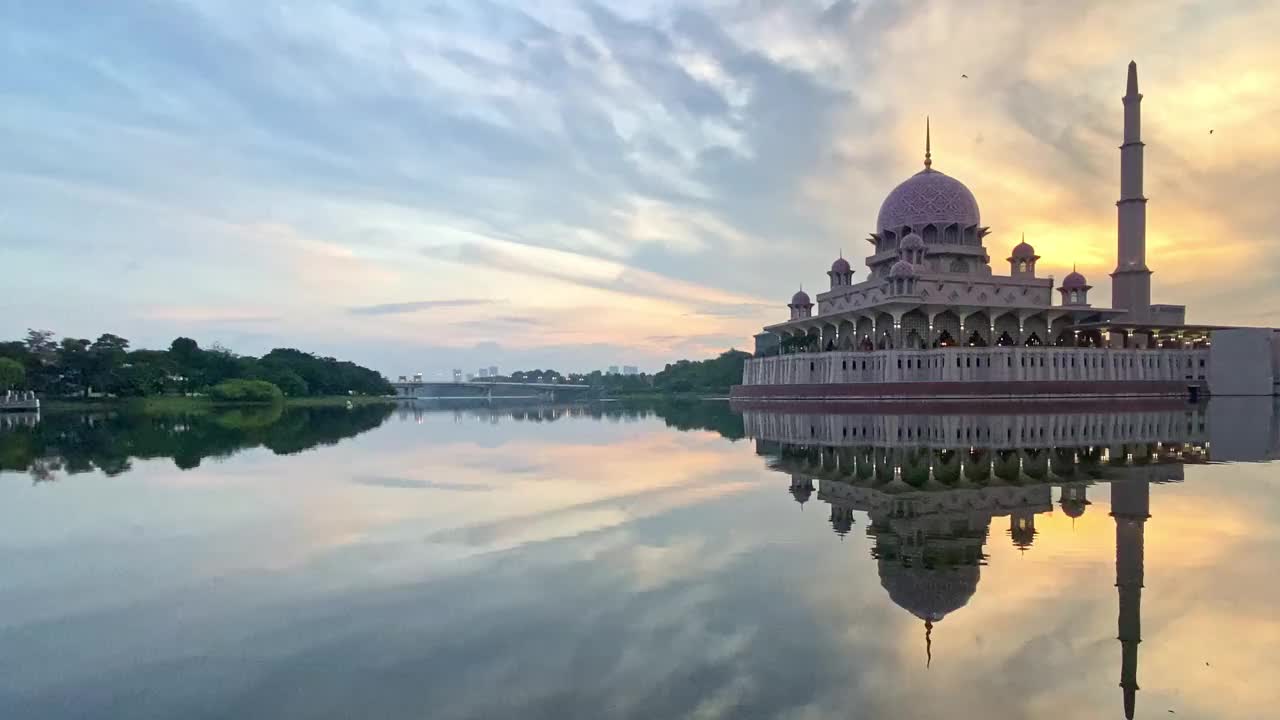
1070 290 1079 304
950 259 968 273
1017 260 1027 273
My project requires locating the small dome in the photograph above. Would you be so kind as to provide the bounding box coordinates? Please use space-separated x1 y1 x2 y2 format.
1062 269 1088 288
790 289 812 305
1060 498 1087 519
877 169 981 233
1011 240 1036 258
831 256 852 274
901 233 925 250
889 260 918 279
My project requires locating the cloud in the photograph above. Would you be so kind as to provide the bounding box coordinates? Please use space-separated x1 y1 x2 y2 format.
3 0 1279 373
351 475 494 492
347 299 502 316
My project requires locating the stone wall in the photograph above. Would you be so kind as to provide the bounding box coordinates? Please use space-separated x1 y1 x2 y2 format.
1207 328 1279 396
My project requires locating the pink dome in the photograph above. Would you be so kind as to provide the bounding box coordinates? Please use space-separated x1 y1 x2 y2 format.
1011 240 1036 258
900 233 925 250
877 169 981 233
790 289 812 305
831 257 852 274
1062 269 1088 288
889 260 918 279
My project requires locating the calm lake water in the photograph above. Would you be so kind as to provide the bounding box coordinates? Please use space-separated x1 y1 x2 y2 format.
2 399 1278 720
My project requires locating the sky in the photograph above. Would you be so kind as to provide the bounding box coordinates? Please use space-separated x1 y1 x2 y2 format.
3 0 1278 377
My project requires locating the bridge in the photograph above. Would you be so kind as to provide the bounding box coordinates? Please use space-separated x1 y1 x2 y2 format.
390 380 590 402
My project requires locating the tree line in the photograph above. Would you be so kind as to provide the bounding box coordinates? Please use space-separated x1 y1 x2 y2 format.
0 404 394 478
0 330 392 398
497 349 751 396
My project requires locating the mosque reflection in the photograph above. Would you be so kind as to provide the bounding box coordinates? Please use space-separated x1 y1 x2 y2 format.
742 399 1279 720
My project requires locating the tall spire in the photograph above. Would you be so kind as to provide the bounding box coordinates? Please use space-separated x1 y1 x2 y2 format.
1113 59 1152 320
924 116 933 169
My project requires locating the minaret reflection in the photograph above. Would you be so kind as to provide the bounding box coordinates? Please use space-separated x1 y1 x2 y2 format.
1111 479 1149 720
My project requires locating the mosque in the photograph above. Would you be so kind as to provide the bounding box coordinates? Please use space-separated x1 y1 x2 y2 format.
735 62 1280 399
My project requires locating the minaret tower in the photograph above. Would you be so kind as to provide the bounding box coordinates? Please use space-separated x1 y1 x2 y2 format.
1112 61 1153 320
1111 479 1150 720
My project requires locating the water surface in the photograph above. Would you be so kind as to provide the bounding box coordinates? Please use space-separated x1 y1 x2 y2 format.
1 399 1277 719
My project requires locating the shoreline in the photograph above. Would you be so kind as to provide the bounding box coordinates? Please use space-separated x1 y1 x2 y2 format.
41 395 398 414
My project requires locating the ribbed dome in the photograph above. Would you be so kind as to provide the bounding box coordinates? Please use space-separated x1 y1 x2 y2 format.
1062 270 1088 288
900 233 925 250
889 260 918 279
877 169 981 233
879 560 980 623
790 289 812 305
831 256 852 273
1011 240 1036 258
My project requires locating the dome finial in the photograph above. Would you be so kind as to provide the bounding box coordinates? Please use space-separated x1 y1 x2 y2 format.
924 116 932 169
925 620 933 669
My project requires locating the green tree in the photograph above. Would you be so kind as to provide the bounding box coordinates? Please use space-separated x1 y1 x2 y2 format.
58 337 93 396
272 369 309 397
23 329 57 361
169 337 199 362
87 333 131 394
209 379 284 403
0 358 24 389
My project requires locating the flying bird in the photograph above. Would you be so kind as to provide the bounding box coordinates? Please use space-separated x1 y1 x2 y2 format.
961 74 968 78
1209 129 1214 134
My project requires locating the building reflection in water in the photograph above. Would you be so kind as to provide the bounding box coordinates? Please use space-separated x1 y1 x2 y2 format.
741 398 1278 720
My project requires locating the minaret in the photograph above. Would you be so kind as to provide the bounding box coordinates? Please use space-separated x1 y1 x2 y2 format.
1112 61 1153 320
1111 479 1150 720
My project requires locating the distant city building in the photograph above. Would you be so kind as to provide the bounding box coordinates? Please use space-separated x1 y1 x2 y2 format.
452 369 462 383
465 373 474 382
489 365 499 377
622 365 639 376
413 373 423 383
607 365 620 375
477 368 489 378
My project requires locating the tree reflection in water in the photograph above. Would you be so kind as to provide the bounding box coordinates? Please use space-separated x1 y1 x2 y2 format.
0 404 395 482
